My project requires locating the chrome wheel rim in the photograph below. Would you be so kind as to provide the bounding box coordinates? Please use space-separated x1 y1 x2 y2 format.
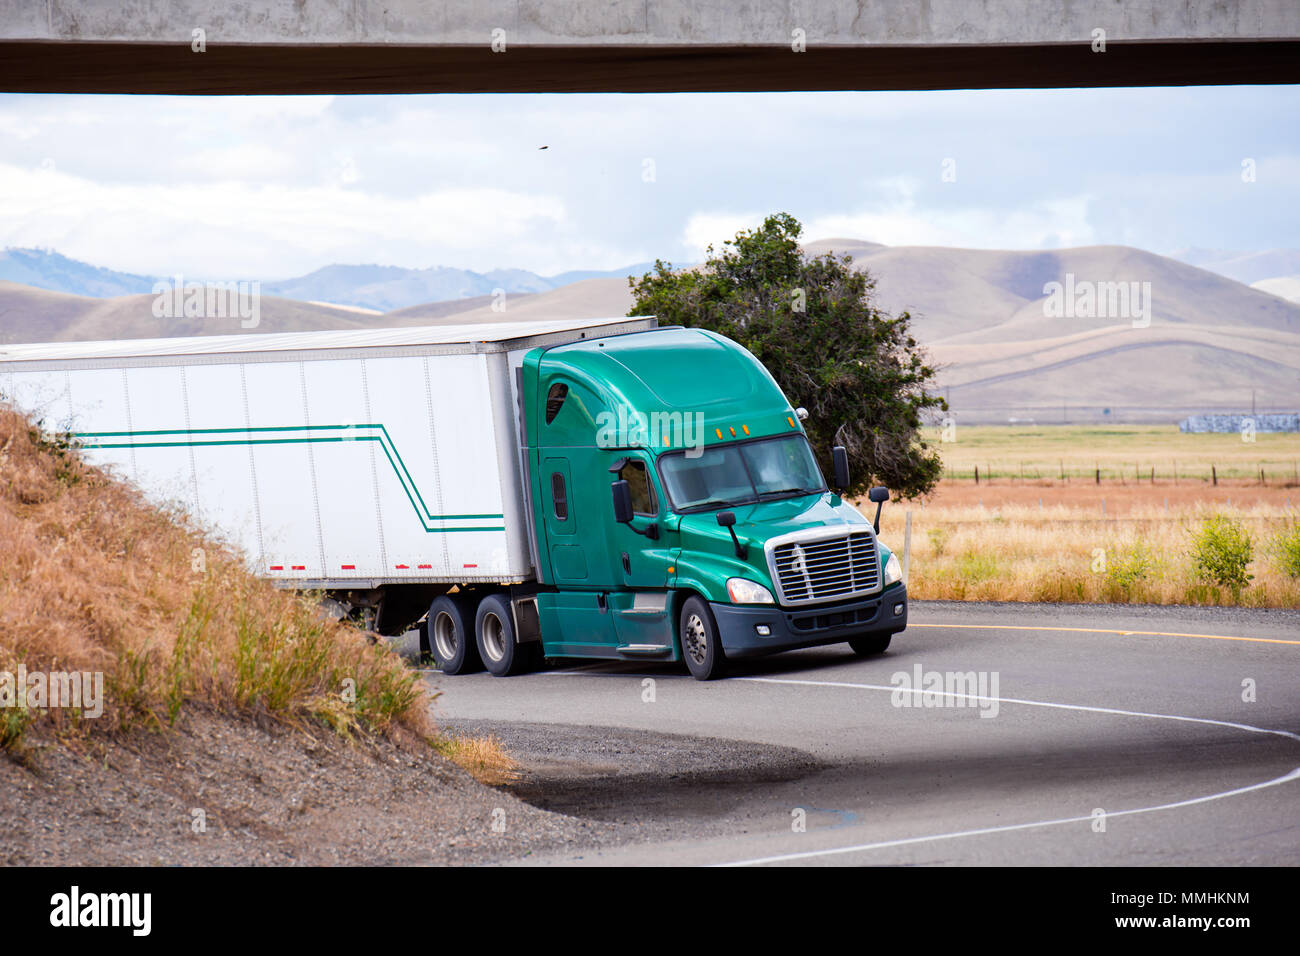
481 611 507 663
432 611 459 662
684 612 708 666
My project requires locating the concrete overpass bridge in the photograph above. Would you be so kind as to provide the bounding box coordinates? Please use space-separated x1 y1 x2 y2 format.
1 1 1298 93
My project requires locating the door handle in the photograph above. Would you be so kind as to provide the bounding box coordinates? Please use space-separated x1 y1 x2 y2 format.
621 551 631 574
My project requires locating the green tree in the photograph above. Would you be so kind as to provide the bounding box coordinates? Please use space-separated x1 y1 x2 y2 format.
628 213 946 498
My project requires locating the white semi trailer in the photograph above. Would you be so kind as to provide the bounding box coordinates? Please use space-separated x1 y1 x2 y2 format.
0 317 654 635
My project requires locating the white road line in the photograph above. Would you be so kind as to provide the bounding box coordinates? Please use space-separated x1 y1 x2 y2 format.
537 656 1300 867
715 675 1300 865
736 676 1300 742
714 766 1300 867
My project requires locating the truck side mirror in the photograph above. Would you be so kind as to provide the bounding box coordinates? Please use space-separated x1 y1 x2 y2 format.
611 480 633 524
868 486 890 532
716 510 747 559
832 446 850 492
611 480 659 539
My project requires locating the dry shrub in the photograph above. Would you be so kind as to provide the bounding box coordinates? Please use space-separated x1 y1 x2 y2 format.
433 733 520 786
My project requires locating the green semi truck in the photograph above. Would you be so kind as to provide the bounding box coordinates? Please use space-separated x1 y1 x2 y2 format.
462 316 908 680
1 315 907 681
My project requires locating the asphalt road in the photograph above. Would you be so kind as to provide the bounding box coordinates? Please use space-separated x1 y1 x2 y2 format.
420 601 1300 866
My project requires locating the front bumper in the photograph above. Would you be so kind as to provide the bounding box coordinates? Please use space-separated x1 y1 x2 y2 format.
710 583 908 658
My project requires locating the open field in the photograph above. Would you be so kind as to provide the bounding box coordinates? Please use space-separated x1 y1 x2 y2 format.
856 425 1300 608
924 424 1300 483
868 494 1300 608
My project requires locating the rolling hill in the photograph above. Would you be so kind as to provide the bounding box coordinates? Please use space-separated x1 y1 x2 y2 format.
2 240 1296 424
1 247 657 314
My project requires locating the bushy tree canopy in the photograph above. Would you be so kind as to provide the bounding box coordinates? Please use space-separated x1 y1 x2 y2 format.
628 213 946 499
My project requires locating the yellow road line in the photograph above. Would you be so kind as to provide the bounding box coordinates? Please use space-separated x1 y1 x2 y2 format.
909 622 1300 646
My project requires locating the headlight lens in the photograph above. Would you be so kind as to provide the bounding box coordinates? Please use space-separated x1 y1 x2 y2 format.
726 578 775 604
883 551 903 585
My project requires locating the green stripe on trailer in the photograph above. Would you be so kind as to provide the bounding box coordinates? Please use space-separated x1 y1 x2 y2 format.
73 425 505 534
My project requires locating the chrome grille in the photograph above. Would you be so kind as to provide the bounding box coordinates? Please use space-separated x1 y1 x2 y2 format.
768 531 880 605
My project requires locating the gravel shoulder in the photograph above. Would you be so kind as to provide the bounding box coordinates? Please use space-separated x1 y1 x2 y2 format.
1 707 615 866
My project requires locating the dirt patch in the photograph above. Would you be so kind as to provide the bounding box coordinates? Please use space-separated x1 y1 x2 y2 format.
445 719 825 841
0 707 615 866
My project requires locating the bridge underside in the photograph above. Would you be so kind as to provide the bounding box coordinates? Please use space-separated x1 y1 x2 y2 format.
2 40 1298 94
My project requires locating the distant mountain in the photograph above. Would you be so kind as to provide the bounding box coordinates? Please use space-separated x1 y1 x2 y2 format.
0 248 159 298
799 241 1300 344
0 281 400 345
4 242 1296 424
1170 248 1300 286
1 248 659 313
546 264 658 285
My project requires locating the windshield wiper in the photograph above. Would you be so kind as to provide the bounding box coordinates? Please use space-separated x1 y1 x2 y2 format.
757 487 818 500
687 498 747 511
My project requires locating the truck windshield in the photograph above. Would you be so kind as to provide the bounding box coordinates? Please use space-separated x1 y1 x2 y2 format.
657 434 827 513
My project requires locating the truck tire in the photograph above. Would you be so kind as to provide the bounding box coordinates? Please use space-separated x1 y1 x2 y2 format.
475 593 534 677
679 595 726 681
848 633 891 656
427 595 483 675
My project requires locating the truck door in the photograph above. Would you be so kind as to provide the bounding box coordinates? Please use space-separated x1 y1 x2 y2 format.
607 453 674 589
542 456 588 582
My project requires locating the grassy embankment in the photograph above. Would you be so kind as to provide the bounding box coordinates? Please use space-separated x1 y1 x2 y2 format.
874 425 1300 607
0 407 512 778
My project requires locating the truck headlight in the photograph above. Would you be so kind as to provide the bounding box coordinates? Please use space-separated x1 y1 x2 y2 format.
883 551 902 586
726 578 775 604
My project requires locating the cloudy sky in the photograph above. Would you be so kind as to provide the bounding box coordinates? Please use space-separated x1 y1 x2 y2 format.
0 85 1296 279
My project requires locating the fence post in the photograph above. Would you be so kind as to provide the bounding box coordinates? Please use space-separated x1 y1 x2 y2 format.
902 510 912 584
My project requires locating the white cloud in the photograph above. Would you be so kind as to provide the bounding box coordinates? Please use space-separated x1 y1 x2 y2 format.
0 88 1295 278
176 144 299 181
0 162 569 277
681 211 767 258
683 181 1097 256
802 184 1096 250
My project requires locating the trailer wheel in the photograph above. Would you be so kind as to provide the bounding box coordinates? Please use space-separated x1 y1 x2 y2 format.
679 595 726 681
475 593 534 677
848 633 891 656
427 595 483 675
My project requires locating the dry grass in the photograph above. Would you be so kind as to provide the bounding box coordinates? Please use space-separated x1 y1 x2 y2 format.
433 733 520 786
0 407 436 754
893 498 1300 608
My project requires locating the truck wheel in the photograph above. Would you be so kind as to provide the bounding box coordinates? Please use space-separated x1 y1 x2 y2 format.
679 596 726 681
428 595 483 675
848 633 891 656
475 593 534 677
